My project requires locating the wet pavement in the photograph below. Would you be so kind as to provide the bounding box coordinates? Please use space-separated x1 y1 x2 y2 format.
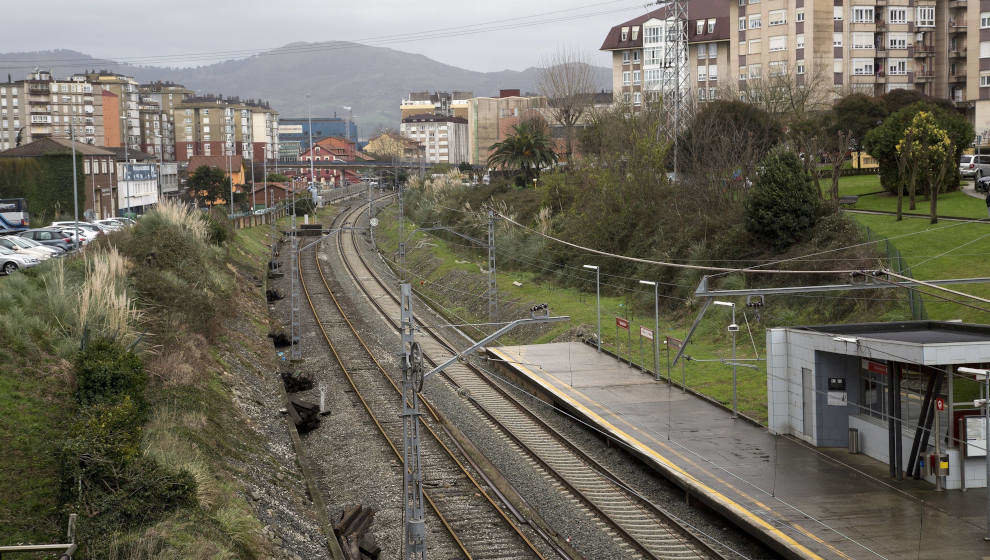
490 342 990 560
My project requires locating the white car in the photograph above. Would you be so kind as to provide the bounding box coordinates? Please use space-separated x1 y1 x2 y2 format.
0 245 40 275
8 235 63 257
95 219 125 231
0 236 53 261
51 221 106 236
53 226 98 246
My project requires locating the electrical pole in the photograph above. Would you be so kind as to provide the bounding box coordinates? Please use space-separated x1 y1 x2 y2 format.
399 283 426 560
122 113 130 218
398 177 406 282
658 0 688 182
307 93 316 192
289 179 300 361
70 120 80 250
488 209 497 323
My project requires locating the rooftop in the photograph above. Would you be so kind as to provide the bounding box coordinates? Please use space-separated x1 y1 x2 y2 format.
600 0 729 51
796 321 990 345
0 137 113 157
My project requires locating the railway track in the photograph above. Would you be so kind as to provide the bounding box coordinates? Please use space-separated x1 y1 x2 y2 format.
326 197 727 560
296 198 549 560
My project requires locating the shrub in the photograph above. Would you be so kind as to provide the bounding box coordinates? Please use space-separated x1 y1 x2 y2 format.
202 209 234 246
745 150 820 250
74 339 147 414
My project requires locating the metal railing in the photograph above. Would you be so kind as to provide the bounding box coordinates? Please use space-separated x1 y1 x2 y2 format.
0 514 77 559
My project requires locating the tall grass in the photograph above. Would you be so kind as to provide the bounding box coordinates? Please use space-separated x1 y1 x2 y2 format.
154 198 208 242
43 247 139 350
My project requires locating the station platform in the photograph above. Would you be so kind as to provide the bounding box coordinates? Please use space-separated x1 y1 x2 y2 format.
488 342 990 560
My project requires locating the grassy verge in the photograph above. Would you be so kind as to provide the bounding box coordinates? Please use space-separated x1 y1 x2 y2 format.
829 174 986 218
0 204 320 558
377 204 910 423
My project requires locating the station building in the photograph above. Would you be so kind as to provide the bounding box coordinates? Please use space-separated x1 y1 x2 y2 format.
767 321 990 489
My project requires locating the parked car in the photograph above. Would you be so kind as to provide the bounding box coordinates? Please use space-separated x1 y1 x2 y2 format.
9 234 66 256
49 224 99 245
977 175 990 194
51 221 107 236
20 228 78 249
0 236 53 260
0 245 40 275
960 155 990 180
95 218 126 230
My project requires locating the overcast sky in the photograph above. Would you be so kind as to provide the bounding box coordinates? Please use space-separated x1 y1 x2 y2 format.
3 0 646 71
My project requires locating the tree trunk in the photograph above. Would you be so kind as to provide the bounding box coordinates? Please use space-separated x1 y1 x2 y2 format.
896 180 903 221
930 180 938 224
909 179 916 210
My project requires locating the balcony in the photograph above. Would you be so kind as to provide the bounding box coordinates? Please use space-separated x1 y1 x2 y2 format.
948 19 968 31
916 71 934 82
27 86 49 94
949 0 967 6
949 72 967 82
914 44 934 56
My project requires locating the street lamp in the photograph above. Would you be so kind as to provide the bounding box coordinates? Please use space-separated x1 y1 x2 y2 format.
959 366 990 539
639 280 660 381
583 265 600 352
714 300 738 418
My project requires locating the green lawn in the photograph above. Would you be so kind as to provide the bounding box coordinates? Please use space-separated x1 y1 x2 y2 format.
830 174 987 219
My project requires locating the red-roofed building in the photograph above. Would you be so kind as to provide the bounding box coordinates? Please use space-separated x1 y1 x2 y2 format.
300 136 357 163
600 1 729 108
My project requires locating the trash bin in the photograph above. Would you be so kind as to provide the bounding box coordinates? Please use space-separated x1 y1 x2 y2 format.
848 428 860 454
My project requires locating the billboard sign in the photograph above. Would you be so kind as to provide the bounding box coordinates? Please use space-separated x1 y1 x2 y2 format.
640 326 654 341
121 163 158 182
615 317 629 330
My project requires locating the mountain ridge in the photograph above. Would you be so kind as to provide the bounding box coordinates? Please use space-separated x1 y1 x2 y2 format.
0 42 612 137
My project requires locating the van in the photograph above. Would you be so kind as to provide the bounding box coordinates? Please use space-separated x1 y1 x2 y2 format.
960 154 990 180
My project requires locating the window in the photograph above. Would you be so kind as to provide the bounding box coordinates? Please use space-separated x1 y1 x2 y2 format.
739 0 745 4
709 43 718 59
749 14 762 29
769 61 787 76
796 62 806 75
709 87 717 100
645 69 660 87
749 64 762 79
888 33 908 50
889 8 907 24
769 10 786 26
707 19 715 33
981 73 990 87
834 6 844 20
852 32 874 49
796 34 805 49
916 7 934 27
698 45 707 59
83 160 90 174
633 70 641 85
982 41 990 58
833 33 843 47
853 58 875 75
982 12 990 29
623 71 631 85
739 17 746 31
698 66 708 81
852 6 874 23
644 26 659 44
623 50 631 64
698 88 707 101
739 66 747 80
621 27 629 41
834 60 844 73
632 50 640 63
769 36 787 52
749 39 761 54
622 92 631 103
708 65 718 80
645 48 661 65
204 143 211 155
697 20 704 35
888 59 907 75
633 92 642 106
632 26 639 40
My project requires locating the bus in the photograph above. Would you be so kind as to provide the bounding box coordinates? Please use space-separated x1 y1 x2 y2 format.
0 198 29 232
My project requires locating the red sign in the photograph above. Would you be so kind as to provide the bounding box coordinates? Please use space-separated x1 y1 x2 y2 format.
666 336 683 348
640 326 654 340
936 398 945 412
862 359 888 376
616 317 629 330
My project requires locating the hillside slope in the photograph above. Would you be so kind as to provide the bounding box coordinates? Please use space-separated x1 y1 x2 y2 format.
0 43 612 135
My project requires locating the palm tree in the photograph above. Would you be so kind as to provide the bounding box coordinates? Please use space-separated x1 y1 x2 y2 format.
487 118 558 186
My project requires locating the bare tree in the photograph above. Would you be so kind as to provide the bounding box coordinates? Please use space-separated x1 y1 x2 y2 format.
537 48 597 163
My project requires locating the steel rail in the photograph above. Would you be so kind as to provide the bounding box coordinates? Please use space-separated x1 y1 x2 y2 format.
336 201 726 560
297 197 546 560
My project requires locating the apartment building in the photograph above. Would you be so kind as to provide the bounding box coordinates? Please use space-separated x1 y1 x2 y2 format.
601 0 730 107
251 106 279 161
173 95 275 162
87 72 140 151
139 82 193 161
603 1 990 139
400 91 473 119
400 114 469 164
0 70 106 151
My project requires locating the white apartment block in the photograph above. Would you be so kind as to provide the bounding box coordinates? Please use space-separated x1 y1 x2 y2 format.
400 114 469 165
0 70 105 151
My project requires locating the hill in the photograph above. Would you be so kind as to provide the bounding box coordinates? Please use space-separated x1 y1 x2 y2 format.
0 43 613 137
